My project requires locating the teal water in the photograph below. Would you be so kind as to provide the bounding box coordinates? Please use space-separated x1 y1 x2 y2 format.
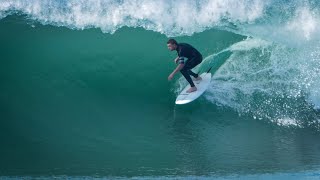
1 0 320 179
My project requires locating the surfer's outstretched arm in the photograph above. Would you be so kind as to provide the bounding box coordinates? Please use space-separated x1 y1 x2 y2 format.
172 63 185 75
168 64 184 80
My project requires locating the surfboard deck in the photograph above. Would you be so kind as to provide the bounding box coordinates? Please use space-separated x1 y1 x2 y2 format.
175 73 212 105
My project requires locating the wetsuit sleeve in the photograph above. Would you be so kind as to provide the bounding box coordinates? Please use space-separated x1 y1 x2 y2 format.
177 45 189 64
179 50 188 64
178 57 188 64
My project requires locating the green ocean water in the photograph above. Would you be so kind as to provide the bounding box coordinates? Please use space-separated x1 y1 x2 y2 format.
1 14 320 179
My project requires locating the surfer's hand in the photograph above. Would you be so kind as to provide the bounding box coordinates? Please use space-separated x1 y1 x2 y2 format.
168 73 174 81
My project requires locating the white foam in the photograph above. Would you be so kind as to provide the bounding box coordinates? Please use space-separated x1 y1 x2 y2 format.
0 0 266 35
1 0 320 44
274 118 301 127
240 4 320 47
286 7 318 41
204 37 320 126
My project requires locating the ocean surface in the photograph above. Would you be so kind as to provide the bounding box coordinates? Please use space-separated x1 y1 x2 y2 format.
1 0 320 179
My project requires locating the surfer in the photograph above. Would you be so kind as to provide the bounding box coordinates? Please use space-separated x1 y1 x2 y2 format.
167 39 203 93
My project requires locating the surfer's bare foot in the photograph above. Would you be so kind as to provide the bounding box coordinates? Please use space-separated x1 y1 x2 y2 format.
187 86 197 93
193 76 202 81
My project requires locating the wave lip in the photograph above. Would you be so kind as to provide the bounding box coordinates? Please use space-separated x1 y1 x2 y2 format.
2 0 320 43
0 0 267 35
2 0 320 42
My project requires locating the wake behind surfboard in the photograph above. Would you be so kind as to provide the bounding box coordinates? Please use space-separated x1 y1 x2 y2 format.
175 72 212 105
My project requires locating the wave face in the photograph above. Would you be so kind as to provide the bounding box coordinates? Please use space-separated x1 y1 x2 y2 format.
1 0 320 126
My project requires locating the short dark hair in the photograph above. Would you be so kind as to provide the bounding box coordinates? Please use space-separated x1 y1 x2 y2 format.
167 39 178 45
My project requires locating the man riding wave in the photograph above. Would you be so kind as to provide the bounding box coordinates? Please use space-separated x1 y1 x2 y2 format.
167 39 203 93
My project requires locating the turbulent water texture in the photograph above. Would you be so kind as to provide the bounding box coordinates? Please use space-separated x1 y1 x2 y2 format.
0 0 319 38
1 0 320 178
0 0 267 35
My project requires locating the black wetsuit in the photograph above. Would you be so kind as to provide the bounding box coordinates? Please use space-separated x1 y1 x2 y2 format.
176 43 203 87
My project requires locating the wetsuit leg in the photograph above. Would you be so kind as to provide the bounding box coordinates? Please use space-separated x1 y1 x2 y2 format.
180 68 195 87
188 70 199 78
180 55 202 87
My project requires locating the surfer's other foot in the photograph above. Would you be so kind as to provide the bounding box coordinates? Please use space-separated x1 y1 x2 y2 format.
193 76 202 81
187 86 197 93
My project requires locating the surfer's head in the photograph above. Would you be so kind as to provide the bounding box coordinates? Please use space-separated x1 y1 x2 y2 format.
167 39 178 51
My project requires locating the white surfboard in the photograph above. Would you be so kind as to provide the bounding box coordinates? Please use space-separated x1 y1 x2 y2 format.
175 72 212 105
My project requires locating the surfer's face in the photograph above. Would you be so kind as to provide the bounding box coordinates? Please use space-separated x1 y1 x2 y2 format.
167 43 177 51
